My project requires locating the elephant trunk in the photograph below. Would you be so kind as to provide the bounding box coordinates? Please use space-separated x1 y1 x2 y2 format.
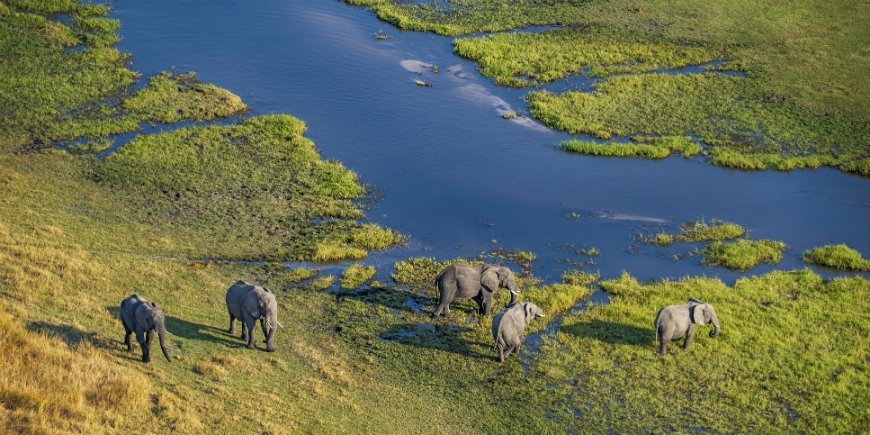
709 316 720 338
158 330 171 362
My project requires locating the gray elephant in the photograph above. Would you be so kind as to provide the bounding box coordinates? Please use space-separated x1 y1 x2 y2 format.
491 302 544 363
120 294 171 363
433 263 519 318
226 280 279 352
654 298 720 355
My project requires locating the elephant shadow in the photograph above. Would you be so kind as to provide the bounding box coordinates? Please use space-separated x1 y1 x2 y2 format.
27 321 115 350
560 319 653 346
380 322 496 361
105 306 242 349
339 285 486 318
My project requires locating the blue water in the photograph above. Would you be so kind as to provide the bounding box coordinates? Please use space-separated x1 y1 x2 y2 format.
111 0 869 284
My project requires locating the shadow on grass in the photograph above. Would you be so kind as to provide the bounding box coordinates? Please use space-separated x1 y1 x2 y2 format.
561 319 653 346
105 305 242 349
380 322 495 361
27 321 115 349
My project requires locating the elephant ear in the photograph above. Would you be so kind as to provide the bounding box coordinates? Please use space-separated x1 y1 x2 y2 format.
481 269 499 293
691 304 707 325
524 303 532 320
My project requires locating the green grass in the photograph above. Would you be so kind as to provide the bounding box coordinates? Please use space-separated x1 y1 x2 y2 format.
544 270 869 432
349 0 870 175
560 135 701 159
803 244 870 272
702 239 785 271
454 27 717 87
340 264 376 289
646 219 746 246
122 72 247 123
561 270 599 287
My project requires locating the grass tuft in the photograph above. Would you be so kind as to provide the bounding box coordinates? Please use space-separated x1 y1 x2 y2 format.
701 239 785 271
340 264 376 289
802 244 870 271
647 219 746 246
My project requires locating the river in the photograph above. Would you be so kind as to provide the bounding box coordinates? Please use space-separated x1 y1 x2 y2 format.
111 0 869 283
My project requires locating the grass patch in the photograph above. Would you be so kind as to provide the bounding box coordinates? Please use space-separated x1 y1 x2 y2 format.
701 239 785 271
561 270 599 286
646 219 746 246
803 244 870 272
560 135 700 159
545 269 868 432
340 264 376 289
454 27 717 87
123 72 247 123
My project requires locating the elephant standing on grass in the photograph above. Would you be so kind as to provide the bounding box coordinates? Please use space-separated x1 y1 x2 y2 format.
226 280 279 352
492 302 544 363
655 298 720 355
433 264 519 318
120 294 171 363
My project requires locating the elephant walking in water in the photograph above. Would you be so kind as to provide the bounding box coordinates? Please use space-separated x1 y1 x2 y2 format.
119 294 171 363
433 263 519 318
655 298 720 355
225 280 280 352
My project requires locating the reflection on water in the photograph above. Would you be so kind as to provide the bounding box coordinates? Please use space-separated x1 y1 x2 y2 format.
112 0 869 284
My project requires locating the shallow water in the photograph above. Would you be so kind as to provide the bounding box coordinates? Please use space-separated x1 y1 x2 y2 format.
112 0 869 284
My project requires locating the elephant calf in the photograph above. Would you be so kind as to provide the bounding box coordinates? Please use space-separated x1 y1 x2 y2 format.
226 280 280 352
491 302 545 363
120 294 171 363
434 263 519 318
655 298 720 355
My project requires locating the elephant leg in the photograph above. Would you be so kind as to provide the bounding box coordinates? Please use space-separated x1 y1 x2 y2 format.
498 345 505 363
432 301 448 318
482 292 494 316
516 341 522 356
240 319 248 342
683 325 696 350
473 293 485 315
136 329 149 362
260 318 269 344
657 327 669 356
123 323 133 352
244 316 257 349
228 311 236 335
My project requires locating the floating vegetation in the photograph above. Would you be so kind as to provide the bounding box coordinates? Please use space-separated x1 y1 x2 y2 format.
413 79 432 87
561 270 599 286
802 244 870 272
701 239 785 271
340 264 377 289
646 220 746 246
560 135 701 159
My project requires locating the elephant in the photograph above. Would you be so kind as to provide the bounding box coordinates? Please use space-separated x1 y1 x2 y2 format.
491 302 545 363
654 298 720 355
119 294 171 363
433 263 519 318
225 280 279 352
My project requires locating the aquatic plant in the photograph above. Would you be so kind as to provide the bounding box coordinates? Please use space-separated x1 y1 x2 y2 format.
647 220 746 246
560 135 700 159
802 244 870 272
561 270 599 286
340 264 376 289
701 239 785 270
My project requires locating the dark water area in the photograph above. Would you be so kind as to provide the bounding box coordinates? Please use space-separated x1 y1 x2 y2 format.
111 0 869 285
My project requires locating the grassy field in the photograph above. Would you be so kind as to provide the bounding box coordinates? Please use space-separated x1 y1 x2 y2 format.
350 0 870 174
2 1 869 433
803 244 870 272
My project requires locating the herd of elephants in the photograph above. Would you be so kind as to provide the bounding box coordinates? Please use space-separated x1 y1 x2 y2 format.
119 263 720 364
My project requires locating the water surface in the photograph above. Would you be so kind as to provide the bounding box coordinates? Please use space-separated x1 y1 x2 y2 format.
112 0 869 283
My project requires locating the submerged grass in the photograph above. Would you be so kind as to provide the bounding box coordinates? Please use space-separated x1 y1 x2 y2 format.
702 239 785 271
803 244 870 272
340 264 376 289
646 219 746 246
560 135 700 159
